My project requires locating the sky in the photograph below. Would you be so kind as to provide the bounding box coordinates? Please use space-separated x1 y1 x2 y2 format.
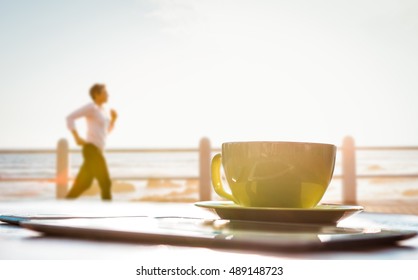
1 0 418 149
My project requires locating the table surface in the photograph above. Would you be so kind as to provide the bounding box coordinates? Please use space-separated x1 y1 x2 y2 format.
1 200 418 260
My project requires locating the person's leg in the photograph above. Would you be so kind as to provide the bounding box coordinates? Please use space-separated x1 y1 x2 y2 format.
65 145 94 199
90 146 112 200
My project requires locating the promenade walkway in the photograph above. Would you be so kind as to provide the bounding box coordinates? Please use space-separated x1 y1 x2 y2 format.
360 199 418 215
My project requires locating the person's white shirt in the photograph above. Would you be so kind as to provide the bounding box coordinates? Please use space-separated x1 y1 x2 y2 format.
66 102 111 151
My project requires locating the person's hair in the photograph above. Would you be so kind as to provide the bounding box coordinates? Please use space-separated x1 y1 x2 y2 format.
89 83 106 100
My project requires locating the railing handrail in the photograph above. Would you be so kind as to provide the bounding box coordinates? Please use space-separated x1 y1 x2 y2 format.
344 146 418 151
3 146 418 154
0 148 201 154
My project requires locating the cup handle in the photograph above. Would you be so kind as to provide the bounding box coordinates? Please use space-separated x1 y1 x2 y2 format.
211 153 238 203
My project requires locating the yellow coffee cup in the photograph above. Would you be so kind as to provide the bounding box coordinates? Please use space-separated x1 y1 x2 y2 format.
211 141 336 208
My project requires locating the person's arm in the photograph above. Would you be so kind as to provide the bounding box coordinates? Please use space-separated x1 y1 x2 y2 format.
70 129 87 146
66 104 92 146
108 109 118 133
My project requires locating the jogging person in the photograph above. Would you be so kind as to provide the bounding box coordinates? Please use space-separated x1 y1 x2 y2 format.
65 83 117 200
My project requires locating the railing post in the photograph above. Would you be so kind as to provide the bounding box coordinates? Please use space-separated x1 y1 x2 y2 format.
199 137 211 201
342 136 357 204
56 138 69 199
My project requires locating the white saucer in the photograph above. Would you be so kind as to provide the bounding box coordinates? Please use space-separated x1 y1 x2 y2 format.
195 201 364 224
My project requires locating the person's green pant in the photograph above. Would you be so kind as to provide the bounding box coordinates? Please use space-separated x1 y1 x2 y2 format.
66 143 112 200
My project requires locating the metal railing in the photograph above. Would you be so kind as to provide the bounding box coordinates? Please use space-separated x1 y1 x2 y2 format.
55 137 213 200
339 136 418 204
0 138 214 201
1 136 418 204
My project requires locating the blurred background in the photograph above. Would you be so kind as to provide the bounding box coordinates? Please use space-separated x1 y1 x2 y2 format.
1 0 418 204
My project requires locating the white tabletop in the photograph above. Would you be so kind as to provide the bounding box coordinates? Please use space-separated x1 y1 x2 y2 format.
1 200 418 260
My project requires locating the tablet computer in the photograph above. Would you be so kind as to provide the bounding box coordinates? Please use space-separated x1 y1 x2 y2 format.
21 217 417 251
0 214 146 225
